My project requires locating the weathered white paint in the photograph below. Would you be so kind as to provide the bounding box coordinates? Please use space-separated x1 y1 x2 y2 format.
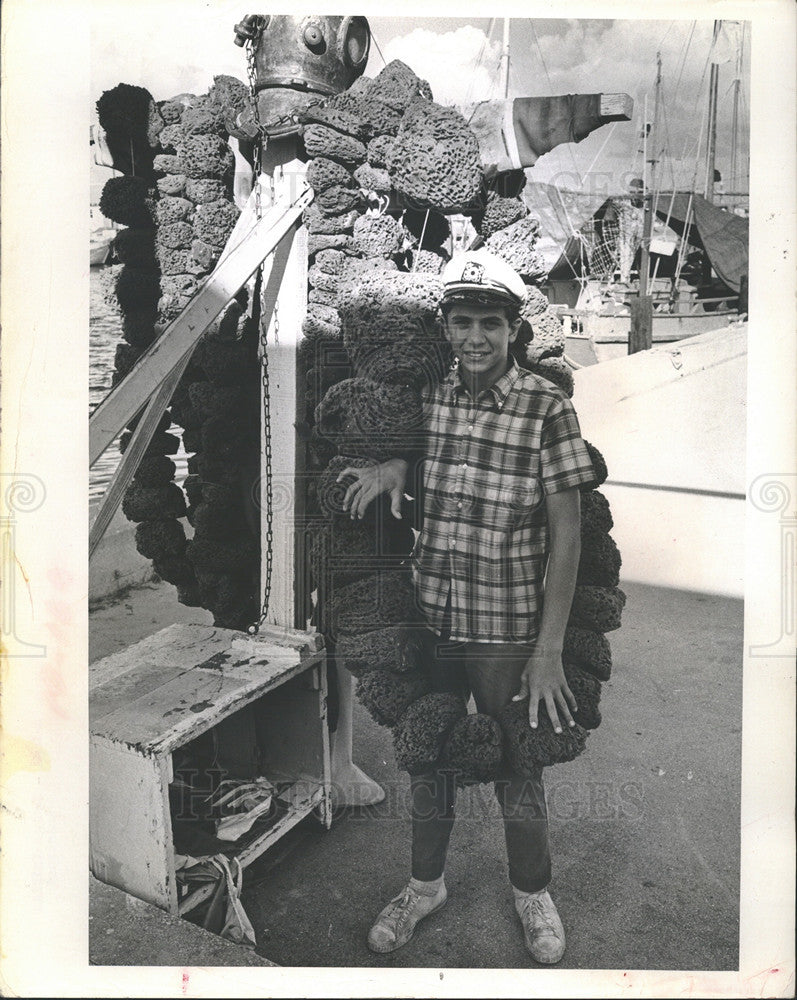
90 624 331 914
90 737 177 912
258 153 309 630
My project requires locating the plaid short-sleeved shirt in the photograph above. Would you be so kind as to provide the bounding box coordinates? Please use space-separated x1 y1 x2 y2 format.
411 359 597 643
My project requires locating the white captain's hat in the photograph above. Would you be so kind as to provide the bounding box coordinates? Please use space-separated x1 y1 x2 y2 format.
441 249 527 308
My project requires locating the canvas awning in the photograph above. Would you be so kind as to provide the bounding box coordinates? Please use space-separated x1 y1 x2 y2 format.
654 193 748 292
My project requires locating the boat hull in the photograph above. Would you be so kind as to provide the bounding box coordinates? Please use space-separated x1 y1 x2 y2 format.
564 310 739 365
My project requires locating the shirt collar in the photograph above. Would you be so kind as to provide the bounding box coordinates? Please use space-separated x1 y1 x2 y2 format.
448 357 521 410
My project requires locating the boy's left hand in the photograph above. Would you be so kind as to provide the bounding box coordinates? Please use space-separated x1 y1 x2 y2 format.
513 646 577 734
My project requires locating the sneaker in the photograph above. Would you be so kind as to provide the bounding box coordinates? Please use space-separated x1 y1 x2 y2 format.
367 882 447 953
515 888 566 964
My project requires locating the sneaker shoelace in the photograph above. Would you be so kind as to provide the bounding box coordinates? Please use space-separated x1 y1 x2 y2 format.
519 894 558 935
383 886 421 928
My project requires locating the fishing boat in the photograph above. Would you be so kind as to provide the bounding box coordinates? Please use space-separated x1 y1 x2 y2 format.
90 231 114 266
529 21 749 364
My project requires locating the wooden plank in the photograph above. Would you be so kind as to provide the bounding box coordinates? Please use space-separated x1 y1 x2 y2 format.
90 625 224 689
92 649 314 753
90 658 189 726
600 93 634 121
249 624 324 655
89 186 313 466
90 737 177 913
88 352 192 558
89 187 299 554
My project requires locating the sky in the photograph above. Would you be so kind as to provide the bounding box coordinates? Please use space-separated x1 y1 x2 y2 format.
90 8 750 201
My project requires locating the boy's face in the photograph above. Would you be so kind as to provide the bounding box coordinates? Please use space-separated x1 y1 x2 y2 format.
443 300 521 387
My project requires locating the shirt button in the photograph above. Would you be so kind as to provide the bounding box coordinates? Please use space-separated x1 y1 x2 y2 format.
462 462 468 469
457 501 463 509
468 424 474 432
449 538 455 548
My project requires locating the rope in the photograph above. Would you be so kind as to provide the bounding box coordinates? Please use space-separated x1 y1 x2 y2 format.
370 30 388 68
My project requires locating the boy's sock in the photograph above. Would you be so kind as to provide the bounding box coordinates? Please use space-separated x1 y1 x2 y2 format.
409 874 445 895
512 884 543 905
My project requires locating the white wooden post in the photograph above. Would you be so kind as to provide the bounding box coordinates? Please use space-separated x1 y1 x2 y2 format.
259 146 309 630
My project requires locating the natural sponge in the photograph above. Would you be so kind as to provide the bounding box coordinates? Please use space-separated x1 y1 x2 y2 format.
563 625 613 681
578 530 622 588
316 455 377 518
528 356 574 398
369 60 433 112
356 669 432 728
328 570 418 635
474 191 527 241
583 441 608 488
569 585 626 633
315 378 424 459
193 199 240 248
581 490 614 535
302 124 366 166
135 519 187 560
179 134 235 180
440 713 505 786
335 626 425 679
498 698 588 773
352 213 403 258
99 176 154 228
562 661 602 730
388 99 483 212
525 310 566 364
122 483 187 522
485 217 546 280
393 693 468 774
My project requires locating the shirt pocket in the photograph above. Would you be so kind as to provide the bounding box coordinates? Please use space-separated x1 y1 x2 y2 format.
508 477 544 529
480 478 544 533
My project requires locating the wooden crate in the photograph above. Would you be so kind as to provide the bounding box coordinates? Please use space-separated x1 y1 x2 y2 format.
90 623 331 915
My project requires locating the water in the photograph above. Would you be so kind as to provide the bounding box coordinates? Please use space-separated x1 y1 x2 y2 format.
89 266 189 504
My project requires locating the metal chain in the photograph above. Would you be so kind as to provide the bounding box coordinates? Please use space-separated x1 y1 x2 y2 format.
244 21 274 636
242 25 323 634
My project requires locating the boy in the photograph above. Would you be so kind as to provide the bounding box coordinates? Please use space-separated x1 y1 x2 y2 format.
338 249 597 963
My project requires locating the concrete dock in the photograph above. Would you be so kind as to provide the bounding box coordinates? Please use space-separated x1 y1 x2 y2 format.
89 576 742 971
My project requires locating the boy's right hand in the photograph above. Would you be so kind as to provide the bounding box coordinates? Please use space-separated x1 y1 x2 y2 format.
337 458 409 520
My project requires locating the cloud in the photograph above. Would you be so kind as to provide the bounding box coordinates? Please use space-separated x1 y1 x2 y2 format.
382 25 503 105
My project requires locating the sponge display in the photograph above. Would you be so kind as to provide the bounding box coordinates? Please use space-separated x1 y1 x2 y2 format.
569 585 626 632
440 713 505 786
393 693 468 773
328 570 419 636
356 670 433 728
498 698 589 774
563 626 613 681
388 99 483 212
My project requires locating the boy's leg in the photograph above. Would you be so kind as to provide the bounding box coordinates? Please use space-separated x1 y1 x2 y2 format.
367 629 466 953
463 642 565 964
410 629 469 881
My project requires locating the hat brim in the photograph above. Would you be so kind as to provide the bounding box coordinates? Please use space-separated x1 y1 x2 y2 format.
441 283 522 308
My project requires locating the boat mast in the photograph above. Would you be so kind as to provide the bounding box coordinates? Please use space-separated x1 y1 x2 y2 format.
730 22 743 198
639 51 661 300
500 18 510 97
704 21 720 202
